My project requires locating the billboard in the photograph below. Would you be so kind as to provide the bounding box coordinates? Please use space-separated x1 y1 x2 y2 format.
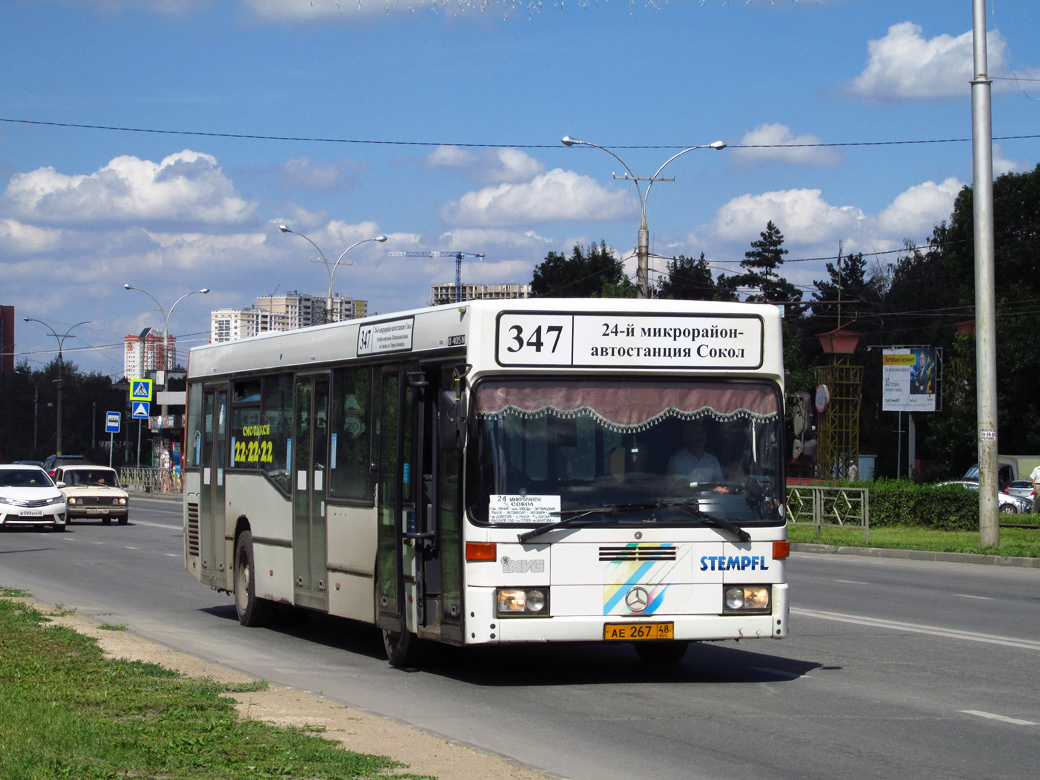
882 347 938 412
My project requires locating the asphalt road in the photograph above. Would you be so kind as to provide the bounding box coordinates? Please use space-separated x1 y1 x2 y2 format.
1 498 1038 780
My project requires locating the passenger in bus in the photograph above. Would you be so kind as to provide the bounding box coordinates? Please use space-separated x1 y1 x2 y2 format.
667 419 725 490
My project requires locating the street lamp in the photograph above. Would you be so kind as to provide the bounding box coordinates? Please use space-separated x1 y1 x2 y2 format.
562 136 726 299
279 225 387 323
123 284 210 460
22 317 90 456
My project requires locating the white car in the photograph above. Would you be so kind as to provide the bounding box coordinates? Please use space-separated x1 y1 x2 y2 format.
54 465 130 524
937 480 1032 514
0 464 67 531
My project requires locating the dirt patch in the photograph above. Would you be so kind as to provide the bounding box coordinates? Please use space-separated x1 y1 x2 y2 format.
25 599 555 780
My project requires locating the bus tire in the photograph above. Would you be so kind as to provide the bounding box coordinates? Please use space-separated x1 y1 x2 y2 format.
235 530 274 628
382 627 422 668
634 641 688 664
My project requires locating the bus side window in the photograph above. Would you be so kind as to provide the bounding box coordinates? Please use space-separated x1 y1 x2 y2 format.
330 365 374 502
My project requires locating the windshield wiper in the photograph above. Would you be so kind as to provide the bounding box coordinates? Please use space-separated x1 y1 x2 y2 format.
517 499 750 544
663 498 751 542
517 503 656 543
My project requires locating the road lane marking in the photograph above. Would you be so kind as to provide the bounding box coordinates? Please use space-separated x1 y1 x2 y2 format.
961 710 1038 726
792 608 1040 652
954 594 993 600
835 579 870 585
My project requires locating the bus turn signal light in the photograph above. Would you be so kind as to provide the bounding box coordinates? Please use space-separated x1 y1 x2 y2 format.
773 540 790 559
465 542 497 561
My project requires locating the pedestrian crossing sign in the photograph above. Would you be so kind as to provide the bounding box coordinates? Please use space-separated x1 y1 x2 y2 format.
130 379 153 401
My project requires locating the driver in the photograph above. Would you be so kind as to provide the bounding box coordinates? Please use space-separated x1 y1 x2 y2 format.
667 419 725 488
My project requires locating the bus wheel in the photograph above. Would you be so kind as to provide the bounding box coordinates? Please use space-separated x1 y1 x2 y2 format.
235 530 274 627
634 641 688 664
382 627 422 668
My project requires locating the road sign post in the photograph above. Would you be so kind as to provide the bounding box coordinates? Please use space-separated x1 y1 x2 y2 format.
105 411 121 467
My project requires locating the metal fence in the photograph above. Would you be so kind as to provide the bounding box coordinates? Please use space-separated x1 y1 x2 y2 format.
786 484 870 543
119 467 182 495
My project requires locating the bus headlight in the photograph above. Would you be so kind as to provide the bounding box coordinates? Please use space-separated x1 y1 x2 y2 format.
496 588 549 617
723 585 771 613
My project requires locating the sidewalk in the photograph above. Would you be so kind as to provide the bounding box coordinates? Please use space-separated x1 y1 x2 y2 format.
792 542 1040 569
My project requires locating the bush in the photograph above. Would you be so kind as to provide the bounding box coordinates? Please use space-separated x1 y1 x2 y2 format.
862 479 979 531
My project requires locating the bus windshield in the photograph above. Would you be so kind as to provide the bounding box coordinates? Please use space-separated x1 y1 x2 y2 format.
467 378 784 527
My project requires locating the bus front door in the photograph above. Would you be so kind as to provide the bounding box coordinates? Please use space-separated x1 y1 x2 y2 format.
292 374 330 611
199 386 227 590
376 365 439 663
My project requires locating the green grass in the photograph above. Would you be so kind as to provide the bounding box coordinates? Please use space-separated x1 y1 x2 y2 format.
0 594 431 780
788 523 1040 558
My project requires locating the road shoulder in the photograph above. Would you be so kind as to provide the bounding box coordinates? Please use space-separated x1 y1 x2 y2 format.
22 598 555 780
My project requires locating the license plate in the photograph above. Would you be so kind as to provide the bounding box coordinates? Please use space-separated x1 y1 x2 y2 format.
20 509 44 517
86 507 110 514
604 622 674 641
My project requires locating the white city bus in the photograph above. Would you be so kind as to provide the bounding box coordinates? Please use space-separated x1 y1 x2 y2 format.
183 298 789 666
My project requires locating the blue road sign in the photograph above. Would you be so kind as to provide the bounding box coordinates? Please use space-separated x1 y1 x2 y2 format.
132 401 151 419
130 379 153 401
105 411 121 433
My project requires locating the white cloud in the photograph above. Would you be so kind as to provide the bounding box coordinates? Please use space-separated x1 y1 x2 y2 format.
992 144 1021 176
274 157 367 192
732 123 842 168
425 146 546 185
876 177 962 237
848 22 1028 102
2 150 255 225
709 189 865 246
0 219 64 254
243 0 399 22
441 168 632 227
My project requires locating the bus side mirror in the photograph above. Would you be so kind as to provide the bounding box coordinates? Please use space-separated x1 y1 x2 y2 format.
440 390 468 449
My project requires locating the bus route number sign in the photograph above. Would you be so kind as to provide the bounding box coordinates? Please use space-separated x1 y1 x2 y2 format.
496 314 575 366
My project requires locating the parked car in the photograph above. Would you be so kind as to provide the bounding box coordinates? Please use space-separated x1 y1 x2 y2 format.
1004 479 1035 504
937 480 1032 514
42 454 90 477
54 465 129 525
0 464 67 531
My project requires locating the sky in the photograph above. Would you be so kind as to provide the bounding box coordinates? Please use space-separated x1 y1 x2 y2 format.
3 0 1039 378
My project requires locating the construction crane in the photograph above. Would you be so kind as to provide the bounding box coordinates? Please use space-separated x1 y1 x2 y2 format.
388 250 486 303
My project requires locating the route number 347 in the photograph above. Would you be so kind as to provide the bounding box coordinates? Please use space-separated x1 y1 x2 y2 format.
506 324 564 353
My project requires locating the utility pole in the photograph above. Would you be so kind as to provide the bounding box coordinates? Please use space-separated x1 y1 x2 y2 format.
972 0 999 548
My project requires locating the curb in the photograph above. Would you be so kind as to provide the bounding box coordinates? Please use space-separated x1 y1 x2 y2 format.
791 542 1040 569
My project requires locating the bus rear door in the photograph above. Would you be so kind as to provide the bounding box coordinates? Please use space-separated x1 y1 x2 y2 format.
293 373 330 611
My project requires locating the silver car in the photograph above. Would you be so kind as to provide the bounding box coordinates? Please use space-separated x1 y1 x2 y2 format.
938 480 1032 514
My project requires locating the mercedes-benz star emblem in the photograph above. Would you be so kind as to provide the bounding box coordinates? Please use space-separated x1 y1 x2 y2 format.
625 586 650 614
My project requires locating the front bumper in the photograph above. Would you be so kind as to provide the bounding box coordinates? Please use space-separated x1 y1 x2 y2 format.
0 506 67 530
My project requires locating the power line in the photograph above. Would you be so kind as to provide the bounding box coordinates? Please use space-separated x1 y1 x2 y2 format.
2 116 1038 150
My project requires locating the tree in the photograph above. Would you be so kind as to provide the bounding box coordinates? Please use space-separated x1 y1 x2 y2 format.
531 241 630 298
719 221 803 310
656 253 724 300
810 251 885 330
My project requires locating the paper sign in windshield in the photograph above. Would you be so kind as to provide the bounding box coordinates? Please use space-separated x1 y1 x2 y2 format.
489 494 561 524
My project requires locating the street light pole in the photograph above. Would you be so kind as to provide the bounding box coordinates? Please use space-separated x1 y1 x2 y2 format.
562 136 726 299
279 225 387 323
23 317 90 456
124 284 210 463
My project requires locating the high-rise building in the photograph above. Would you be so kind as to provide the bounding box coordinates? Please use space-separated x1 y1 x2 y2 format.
210 290 367 343
429 282 532 307
124 328 176 380
210 307 291 343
